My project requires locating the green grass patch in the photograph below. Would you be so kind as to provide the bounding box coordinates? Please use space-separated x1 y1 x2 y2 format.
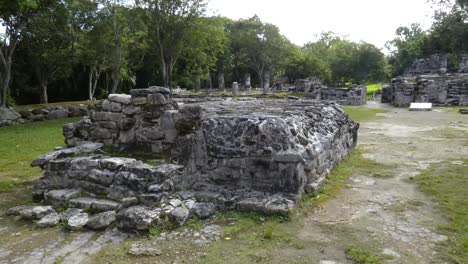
415 160 468 264
345 245 384 264
296 148 390 215
0 118 80 192
365 83 383 96
342 106 388 123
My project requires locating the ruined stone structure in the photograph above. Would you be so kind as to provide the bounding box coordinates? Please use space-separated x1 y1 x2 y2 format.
320 85 367 106
383 55 468 106
294 77 325 99
291 77 367 105
14 87 359 232
0 107 21 127
0 104 92 127
405 54 448 75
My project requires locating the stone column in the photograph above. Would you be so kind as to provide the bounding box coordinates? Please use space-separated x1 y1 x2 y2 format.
232 82 239 96
244 74 251 92
218 73 225 92
206 73 212 93
194 75 201 92
263 72 270 93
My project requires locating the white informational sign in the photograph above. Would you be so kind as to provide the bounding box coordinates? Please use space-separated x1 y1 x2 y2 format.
409 103 432 111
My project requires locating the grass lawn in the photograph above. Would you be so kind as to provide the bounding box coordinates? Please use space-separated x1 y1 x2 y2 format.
0 118 80 192
366 83 383 96
415 160 468 264
342 106 388 123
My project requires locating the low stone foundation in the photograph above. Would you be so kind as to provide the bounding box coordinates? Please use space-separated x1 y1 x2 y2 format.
17 88 359 232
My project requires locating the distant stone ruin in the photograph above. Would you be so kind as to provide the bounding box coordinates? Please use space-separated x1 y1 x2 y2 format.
9 87 359 232
0 104 92 127
382 54 468 106
292 78 367 106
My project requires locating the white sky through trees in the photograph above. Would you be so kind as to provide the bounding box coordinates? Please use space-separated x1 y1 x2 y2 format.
207 0 437 51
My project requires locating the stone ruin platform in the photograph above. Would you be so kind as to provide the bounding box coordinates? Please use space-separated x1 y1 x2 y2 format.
9 87 359 232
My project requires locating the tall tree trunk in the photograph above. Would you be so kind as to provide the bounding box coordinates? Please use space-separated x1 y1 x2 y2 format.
111 2 121 94
206 72 212 93
0 65 11 108
40 81 48 104
88 66 94 100
161 61 168 88
0 43 15 108
194 75 200 92
92 69 101 100
218 73 225 92
263 71 271 92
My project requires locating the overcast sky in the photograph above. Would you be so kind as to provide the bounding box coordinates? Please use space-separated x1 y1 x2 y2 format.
207 0 438 51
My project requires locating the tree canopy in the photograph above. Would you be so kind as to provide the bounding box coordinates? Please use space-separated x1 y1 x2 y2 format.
1 1 391 106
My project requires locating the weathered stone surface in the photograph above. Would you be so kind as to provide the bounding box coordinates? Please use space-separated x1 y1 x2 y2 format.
44 189 81 208
192 202 216 219
121 197 139 208
69 197 120 212
37 212 60 228
128 243 161 256
109 94 132 105
384 55 468 106
170 207 190 226
7 205 56 220
0 107 21 127
31 142 103 167
47 109 69 120
25 88 360 232
59 208 84 221
116 206 159 231
67 212 89 230
86 211 117 230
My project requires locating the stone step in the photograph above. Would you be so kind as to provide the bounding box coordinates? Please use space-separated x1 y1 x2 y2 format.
68 197 120 212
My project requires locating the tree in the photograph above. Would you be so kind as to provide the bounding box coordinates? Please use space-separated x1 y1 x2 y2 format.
0 0 38 107
229 16 294 89
184 16 229 90
142 0 207 89
386 24 430 76
22 0 74 104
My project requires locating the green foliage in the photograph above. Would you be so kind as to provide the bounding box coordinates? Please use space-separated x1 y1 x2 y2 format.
0 117 80 192
294 33 388 86
149 214 178 238
366 83 383 95
415 160 468 263
345 245 384 264
387 7 468 76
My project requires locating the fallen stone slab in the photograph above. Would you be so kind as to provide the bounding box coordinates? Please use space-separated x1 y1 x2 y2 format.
87 211 117 230
60 208 84 221
192 202 216 219
31 142 104 168
67 212 89 230
68 197 120 212
116 206 160 231
37 212 60 228
7 205 56 220
170 207 190 226
459 109 468 114
44 189 81 208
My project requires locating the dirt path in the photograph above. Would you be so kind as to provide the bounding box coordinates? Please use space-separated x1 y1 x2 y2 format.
281 103 467 264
